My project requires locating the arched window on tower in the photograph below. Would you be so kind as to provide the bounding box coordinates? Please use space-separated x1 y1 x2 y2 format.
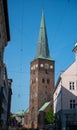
45 69 48 74
42 78 45 83
47 79 50 84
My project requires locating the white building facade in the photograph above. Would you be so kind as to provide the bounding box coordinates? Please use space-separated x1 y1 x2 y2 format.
53 61 77 130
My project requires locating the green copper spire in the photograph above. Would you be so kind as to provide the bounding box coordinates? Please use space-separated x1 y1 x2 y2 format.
35 9 51 60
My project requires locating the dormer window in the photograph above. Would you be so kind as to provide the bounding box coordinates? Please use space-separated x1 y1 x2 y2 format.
69 82 75 90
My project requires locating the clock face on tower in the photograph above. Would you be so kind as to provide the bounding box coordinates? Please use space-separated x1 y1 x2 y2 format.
40 64 44 67
40 63 53 69
50 65 53 69
45 63 49 69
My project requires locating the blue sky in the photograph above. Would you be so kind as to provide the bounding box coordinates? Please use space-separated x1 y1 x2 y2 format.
4 0 77 113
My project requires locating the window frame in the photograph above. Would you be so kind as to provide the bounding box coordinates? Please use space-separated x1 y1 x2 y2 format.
70 99 76 109
69 81 75 90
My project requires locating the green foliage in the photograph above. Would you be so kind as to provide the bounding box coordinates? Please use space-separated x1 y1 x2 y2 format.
45 108 54 124
10 112 14 117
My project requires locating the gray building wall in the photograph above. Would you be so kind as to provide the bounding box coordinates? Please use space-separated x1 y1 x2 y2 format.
0 0 12 130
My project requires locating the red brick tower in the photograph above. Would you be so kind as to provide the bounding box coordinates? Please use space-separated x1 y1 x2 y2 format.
25 9 54 129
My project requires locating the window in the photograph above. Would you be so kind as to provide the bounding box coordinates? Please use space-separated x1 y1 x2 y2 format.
31 79 36 84
69 82 75 90
47 79 50 84
45 69 48 74
42 78 45 83
70 99 76 109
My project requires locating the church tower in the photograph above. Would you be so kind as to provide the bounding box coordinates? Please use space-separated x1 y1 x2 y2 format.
28 9 54 129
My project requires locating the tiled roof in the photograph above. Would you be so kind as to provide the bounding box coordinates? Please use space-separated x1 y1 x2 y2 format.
16 110 25 116
39 101 50 111
24 108 29 113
